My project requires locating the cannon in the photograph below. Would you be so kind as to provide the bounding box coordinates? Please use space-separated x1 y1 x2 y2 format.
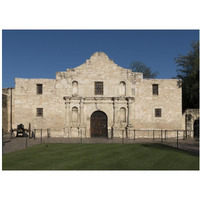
16 124 28 137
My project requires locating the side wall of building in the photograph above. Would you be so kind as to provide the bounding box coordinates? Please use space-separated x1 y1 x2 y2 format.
183 109 199 138
13 78 66 136
2 89 9 132
134 79 182 129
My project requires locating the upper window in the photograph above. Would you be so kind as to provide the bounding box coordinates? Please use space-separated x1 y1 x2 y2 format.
95 82 103 95
36 108 43 117
37 84 43 94
155 108 161 117
152 84 158 95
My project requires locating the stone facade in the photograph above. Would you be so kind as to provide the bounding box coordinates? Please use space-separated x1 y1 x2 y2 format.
2 89 8 132
183 109 199 138
2 88 12 133
3 52 184 138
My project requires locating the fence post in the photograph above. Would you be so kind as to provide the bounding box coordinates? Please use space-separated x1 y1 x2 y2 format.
47 129 48 138
28 123 31 138
81 129 82 143
26 134 28 148
153 130 154 140
134 129 135 140
111 128 113 139
161 129 163 143
41 129 42 144
34 129 36 139
122 130 124 144
177 131 179 149
10 129 12 140
2 129 4 147
165 130 167 140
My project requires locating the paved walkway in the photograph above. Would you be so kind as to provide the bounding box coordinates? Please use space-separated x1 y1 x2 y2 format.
2 136 199 155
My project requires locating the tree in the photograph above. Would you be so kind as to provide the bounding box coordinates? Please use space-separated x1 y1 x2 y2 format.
129 61 158 78
175 41 199 112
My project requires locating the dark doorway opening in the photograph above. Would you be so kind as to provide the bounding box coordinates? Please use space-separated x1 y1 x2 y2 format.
91 111 108 137
194 119 199 138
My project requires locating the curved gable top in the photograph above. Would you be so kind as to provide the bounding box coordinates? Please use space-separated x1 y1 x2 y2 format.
66 51 127 72
56 52 143 81
90 52 110 61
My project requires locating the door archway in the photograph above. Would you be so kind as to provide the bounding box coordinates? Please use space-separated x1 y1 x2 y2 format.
194 118 199 138
91 111 108 137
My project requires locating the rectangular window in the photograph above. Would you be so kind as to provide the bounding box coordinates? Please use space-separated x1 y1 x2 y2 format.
95 82 103 95
152 84 158 95
37 84 43 94
155 108 161 117
36 108 43 117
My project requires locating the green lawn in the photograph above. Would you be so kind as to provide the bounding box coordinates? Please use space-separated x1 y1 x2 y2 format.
2 143 199 170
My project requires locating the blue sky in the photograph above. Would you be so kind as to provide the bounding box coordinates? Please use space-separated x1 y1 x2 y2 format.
2 30 199 88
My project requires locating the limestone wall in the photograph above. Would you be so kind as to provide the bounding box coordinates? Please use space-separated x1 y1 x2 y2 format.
2 88 14 133
13 78 65 135
10 52 183 138
2 89 9 132
183 109 199 138
56 52 142 98
134 79 182 129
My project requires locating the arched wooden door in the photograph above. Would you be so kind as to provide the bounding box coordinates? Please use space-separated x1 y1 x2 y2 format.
91 111 108 137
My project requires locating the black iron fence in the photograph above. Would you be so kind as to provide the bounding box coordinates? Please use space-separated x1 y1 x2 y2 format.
2 128 198 155
118 129 199 153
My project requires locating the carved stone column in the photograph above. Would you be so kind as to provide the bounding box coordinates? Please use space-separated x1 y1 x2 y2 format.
126 97 130 126
127 97 134 126
64 97 71 137
111 98 116 138
79 98 83 127
65 98 70 127
112 98 116 127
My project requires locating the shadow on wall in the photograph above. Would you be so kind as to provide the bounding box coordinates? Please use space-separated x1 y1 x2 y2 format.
194 118 199 138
